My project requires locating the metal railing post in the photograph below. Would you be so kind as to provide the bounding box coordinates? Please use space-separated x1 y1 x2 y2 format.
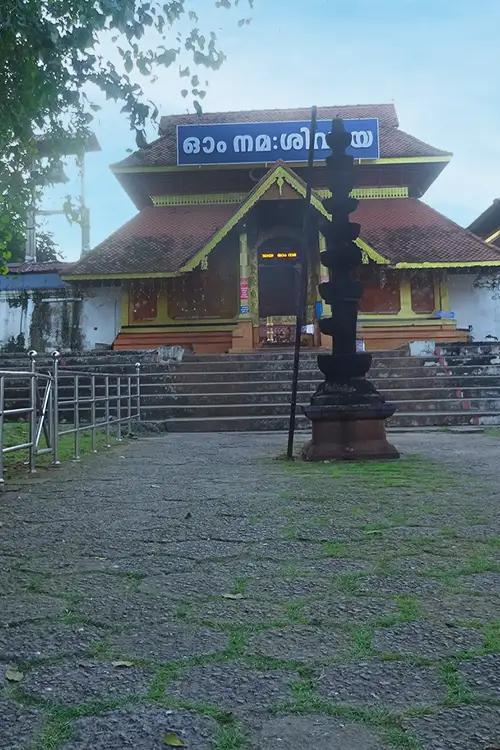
74 374 80 460
135 362 141 421
105 375 111 448
91 374 97 452
116 376 122 441
127 375 132 436
51 351 60 465
28 350 37 473
0 375 5 488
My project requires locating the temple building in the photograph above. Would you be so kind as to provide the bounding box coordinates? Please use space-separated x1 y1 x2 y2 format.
64 104 500 352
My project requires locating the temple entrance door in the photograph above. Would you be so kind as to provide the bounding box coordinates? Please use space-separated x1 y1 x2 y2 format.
258 254 300 317
257 249 307 346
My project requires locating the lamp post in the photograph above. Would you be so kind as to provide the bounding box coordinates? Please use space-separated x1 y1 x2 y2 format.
302 118 399 461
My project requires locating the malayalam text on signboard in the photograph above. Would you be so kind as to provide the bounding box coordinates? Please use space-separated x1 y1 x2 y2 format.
177 118 379 166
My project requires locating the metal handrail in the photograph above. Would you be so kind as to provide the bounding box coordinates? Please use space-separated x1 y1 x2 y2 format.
0 351 142 487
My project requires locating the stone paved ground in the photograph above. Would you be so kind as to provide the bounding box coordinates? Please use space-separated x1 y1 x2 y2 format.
1 430 500 750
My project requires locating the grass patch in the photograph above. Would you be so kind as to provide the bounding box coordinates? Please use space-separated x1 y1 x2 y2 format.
2 421 127 479
322 541 348 558
36 697 141 750
382 726 422 749
483 620 500 653
214 724 246 750
485 427 500 439
440 661 474 705
350 626 374 658
231 577 247 596
224 627 248 658
283 598 310 625
281 454 457 492
395 595 423 622
335 572 365 595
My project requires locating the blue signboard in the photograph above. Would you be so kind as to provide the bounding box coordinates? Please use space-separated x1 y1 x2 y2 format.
177 118 379 166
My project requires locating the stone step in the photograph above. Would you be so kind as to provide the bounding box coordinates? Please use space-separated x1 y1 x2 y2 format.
139 386 500 406
137 375 500 392
156 365 500 384
139 397 500 420
6 374 500 396
2 358 499 377
154 410 500 432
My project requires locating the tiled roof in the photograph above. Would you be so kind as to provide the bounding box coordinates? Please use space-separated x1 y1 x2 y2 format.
355 198 500 265
114 103 449 169
159 103 400 130
8 261 73 273
468 198 500 237
66 204 237 276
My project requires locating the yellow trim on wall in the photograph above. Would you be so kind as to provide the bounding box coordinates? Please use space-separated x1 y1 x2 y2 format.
394 260 500 268
361 156 451 166
399 273 412 316
317 186 409 200
359 317 456 327
152 186 410 207
112 155 452 174
439 271 450 310
355 238 390 265
152 192 247 207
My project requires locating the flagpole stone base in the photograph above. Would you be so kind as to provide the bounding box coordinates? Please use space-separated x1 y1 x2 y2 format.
302 404 399 461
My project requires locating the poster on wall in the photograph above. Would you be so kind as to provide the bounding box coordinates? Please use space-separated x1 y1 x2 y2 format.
240 278 249 301
177 118 380 166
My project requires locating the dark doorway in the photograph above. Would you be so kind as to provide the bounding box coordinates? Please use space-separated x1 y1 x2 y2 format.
258 250 301 317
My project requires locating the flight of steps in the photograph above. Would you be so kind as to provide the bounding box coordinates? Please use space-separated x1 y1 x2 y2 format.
1 344 500 432
138 344 500 431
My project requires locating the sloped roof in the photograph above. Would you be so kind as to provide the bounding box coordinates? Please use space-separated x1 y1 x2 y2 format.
114 103 450 170
355 198 500 266
67 163 319 278
468 198 500 241
67 162 500 279
66 204 237 277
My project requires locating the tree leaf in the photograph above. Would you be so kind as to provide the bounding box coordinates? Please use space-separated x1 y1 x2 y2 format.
163 732 186 747
5 667 24 682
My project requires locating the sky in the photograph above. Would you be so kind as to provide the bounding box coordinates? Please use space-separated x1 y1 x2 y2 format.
42 0 500 261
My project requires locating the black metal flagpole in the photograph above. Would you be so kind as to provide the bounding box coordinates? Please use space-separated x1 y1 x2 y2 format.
287 105 318 459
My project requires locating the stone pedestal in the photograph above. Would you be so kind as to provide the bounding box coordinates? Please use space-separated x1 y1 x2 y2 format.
302 352 399 461
302 404 399 461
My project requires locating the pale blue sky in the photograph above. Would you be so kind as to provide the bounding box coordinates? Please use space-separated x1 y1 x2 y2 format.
42 0 500 260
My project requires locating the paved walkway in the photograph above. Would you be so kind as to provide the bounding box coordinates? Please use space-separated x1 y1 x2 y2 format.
1 430 499 750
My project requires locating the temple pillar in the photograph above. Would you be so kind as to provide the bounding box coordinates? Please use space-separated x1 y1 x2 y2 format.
399 272 413 316
231 227 254 351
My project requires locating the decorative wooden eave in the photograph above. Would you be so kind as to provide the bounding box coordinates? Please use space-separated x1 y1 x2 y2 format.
64 166 500 283
178 163 394 272
178 163 327 272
